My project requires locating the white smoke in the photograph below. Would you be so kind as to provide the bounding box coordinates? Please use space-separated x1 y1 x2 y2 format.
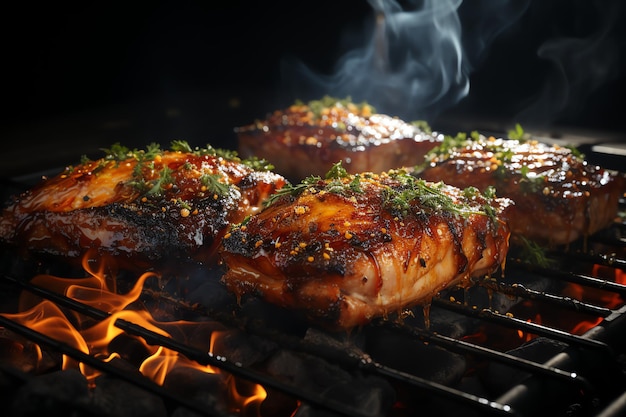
515 0 624 127
280 0 529 121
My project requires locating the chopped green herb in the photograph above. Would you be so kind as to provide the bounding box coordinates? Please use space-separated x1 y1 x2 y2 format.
295 95 376 120
200 173 231 197
171 140 193 153
264 176 321 207
516 236 556 268
325 161 350 179
101 143 132 162
507 123 530 141
410 120 432 134
383 175 487 219
145 166 173 196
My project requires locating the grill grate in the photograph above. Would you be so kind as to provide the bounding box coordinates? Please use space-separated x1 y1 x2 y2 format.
1 217 625 417
0 170 625 417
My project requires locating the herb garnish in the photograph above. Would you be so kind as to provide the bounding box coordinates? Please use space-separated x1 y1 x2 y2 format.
88 140 275 199
410 120 433 134
294 95 376 120
515 236 556 268
263 176 321 207
200 173 231 197
265 164 500 223
383 172 498 221
507 123 530 141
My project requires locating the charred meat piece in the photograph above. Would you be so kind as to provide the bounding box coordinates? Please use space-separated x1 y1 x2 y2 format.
415 133 625 247
0 142 286 268
220 164 512 330
235 96 442 182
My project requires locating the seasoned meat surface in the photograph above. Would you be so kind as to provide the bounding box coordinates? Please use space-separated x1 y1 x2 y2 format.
236 96 442 182
415 133 625 246
220 165 512 330
0 142 286 267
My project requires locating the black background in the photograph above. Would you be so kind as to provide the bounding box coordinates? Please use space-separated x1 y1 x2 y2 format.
2 0 625 177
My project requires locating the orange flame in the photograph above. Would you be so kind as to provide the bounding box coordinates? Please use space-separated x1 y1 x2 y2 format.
560 264 625 335
1 253 267 413
517 315 541 342
590 264 626 309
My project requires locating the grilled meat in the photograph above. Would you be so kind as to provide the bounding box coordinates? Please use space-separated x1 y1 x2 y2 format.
235 96 442 182
220 165 512 330
0 142 286 268
415 133 625 246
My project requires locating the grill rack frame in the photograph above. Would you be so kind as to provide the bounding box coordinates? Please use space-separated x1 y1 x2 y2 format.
0 217 625 417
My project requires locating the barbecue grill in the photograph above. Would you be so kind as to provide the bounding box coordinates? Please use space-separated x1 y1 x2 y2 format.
0 139 624 417
2 1 626 416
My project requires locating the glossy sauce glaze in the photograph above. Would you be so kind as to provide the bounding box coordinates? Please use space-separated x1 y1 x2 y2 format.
0 143 286 267
417 135 625 246
236 96 442 182
220 167 512 330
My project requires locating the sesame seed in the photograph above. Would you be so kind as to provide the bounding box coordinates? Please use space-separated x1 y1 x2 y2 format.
255 240 263 248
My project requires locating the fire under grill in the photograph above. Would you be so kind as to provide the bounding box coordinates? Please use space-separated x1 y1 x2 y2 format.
0 148 625 417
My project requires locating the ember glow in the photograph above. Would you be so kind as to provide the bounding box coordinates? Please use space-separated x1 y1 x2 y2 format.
0 254 268 415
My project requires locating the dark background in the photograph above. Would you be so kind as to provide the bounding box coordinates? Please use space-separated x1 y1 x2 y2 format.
2 0 625 178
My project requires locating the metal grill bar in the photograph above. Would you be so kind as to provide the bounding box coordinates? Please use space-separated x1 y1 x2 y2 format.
0 274 518 416
432 298 612 352
0 315 231 417
548 250 626 271
477 279 613 317
378 320 593 392
0 274 375 417
495 304 626 416
507 259 626 296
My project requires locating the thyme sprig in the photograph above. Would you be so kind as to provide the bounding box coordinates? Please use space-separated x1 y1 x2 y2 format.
265 163 500 223
383 172 498 221
515 235 556 268
263 176 321 207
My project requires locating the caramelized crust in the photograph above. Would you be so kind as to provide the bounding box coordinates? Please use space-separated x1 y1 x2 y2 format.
416 135 625 246
220 169 512 330
236 97 442 182
0 144 286 267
